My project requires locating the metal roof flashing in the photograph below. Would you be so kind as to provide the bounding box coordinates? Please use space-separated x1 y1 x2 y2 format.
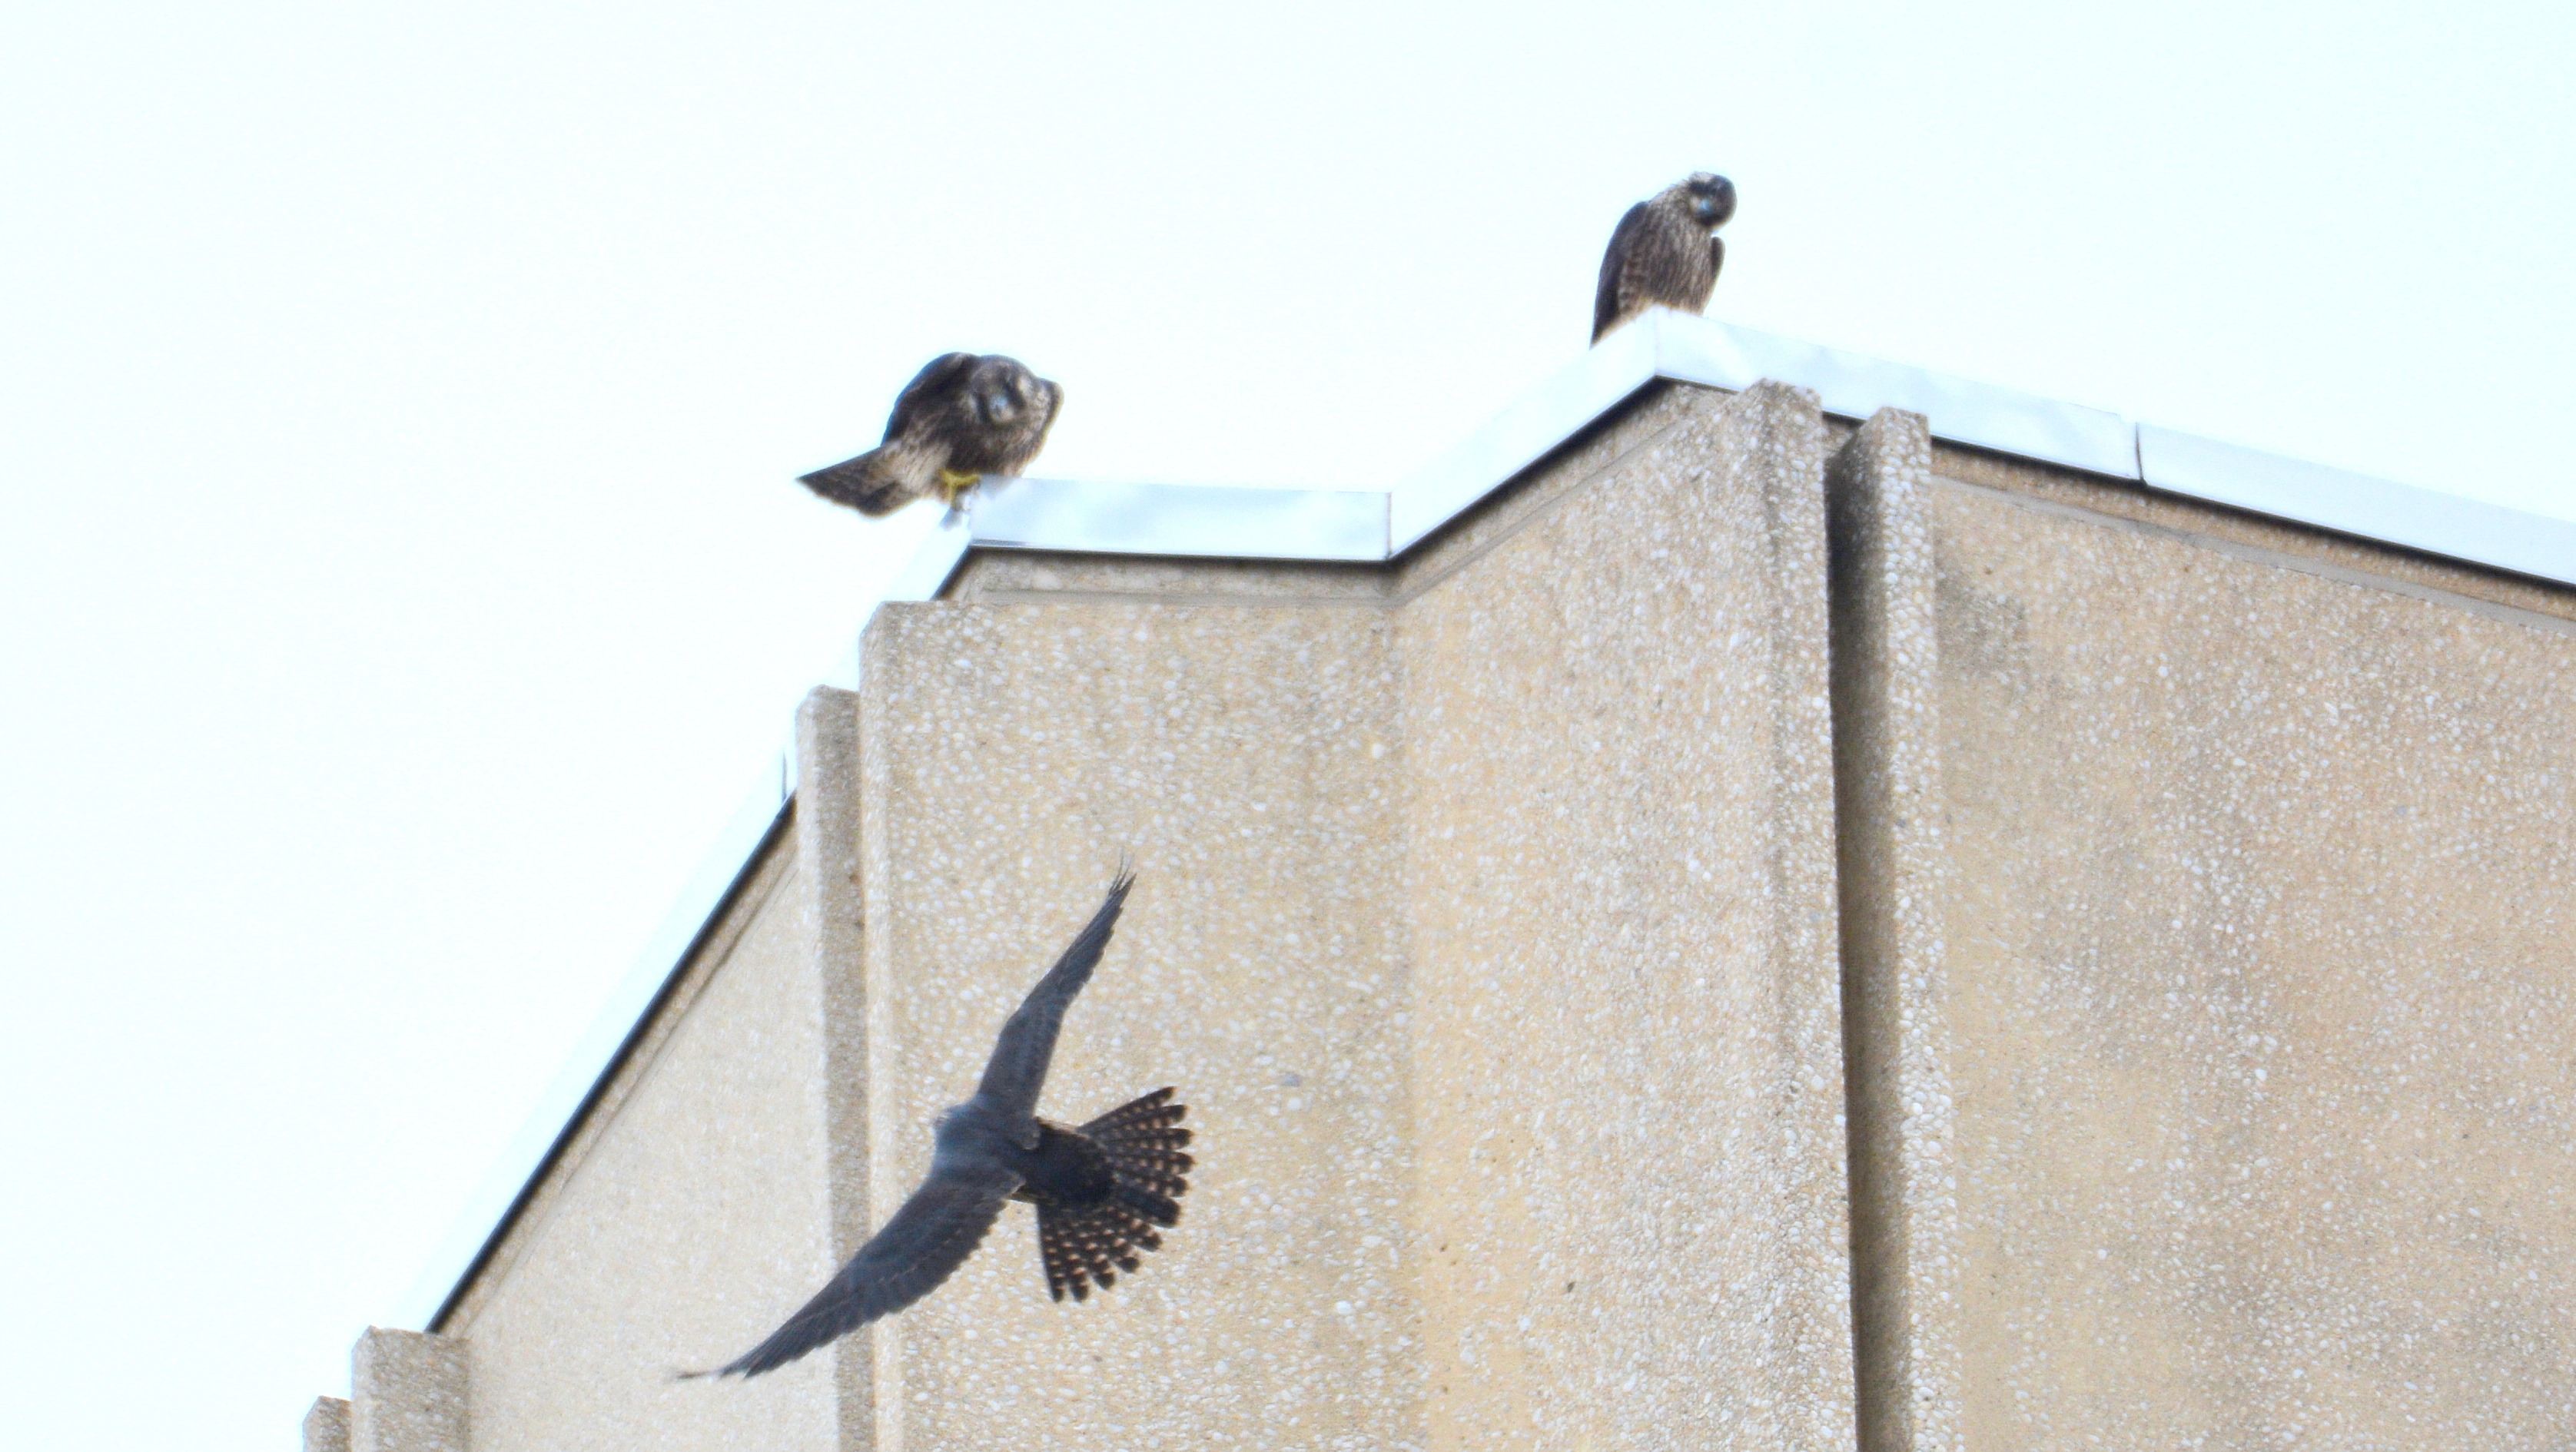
889 310 2568 594
400 309 2574 1331
2136 425 2576 590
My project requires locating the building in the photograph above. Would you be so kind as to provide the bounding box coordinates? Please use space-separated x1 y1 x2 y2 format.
304 310 2576 1450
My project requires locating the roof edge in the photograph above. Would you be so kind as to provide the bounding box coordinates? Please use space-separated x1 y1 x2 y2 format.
2138 423 2576 588
400 307 2574 1326
910 310 2561 587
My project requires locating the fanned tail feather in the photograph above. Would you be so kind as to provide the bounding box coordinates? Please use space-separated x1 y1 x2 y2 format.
1037 1089 1193 1303
1086 1086 1193 1205
798 445 925 516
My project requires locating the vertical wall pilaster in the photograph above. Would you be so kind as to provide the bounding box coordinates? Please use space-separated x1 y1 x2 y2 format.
350 1328 467 1452
1399 379 1857 1450
301 1396 351 1452
795 685 877 1452
1826 408 1963 1452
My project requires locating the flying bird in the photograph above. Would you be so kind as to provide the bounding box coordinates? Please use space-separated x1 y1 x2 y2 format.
798 352 1063 515
696 873 1191 1379
1592 172 1737 343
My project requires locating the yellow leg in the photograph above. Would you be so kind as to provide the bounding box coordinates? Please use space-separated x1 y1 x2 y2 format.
936 469 981 506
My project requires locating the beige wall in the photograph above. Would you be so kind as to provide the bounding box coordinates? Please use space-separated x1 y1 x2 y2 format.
1920 475 2576 1447
1398 381 1855 1450
818 380 1857 1451
1827 410 1963 1452
407 374 2576 1451
450 834 847 1452
848 599 1422 1451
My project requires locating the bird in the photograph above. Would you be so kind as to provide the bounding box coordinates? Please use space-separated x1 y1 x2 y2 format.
693 872 1191 1379
1592 172 1737 343
798 352 1063 515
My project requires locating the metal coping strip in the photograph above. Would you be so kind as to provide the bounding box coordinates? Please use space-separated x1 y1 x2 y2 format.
970 478 1387 561
2137 423 2575 588
896 313 2556 582
1387 317 1665 554
1653 316 2139 480
402 307 2572 1327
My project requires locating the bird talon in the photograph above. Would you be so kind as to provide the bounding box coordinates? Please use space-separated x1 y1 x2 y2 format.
936 469 981 506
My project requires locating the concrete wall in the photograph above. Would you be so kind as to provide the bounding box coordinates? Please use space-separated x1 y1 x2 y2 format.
1921 474 2576 1447
446 830 846 1451
1831 433 2576 1449
814 380 1858 1450
381 374 2576 1450
1827 411 1963 1452
849 599 1420 1451
1397 382 1854 1450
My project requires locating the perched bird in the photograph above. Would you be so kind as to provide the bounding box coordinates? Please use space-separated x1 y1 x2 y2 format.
1592 172 1737 343
695 873 1191 1379
798 352 1063 515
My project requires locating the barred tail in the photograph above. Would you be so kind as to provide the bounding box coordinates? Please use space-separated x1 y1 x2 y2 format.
1087 1086 1191 1222
1037 1089 1193 1303
798 445 924 515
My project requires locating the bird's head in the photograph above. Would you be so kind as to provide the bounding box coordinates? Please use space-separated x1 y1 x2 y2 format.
1681 172 1737 230
968 356 1058 427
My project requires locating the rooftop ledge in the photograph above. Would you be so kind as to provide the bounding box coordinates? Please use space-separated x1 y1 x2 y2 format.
906 307 2574 592
397 307 2574 1331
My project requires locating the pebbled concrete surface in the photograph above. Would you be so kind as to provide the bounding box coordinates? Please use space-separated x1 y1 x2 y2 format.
1930 474 2576 1448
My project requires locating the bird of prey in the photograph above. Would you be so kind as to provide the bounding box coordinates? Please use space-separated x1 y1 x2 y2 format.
698 873 1191 1379
1592 172 1737 343
798 352 1063 515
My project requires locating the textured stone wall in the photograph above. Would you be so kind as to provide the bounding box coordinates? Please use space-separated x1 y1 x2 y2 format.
400 373 2576 1452
303 1395 352 1452
849 600 1420 1451
1921 476 2576 1447
352 1329 466 1452
1398 381 1856 1450
798 686 879 1447
812 382 1860 1452
447 830 844 1451
1826 410 1963 1452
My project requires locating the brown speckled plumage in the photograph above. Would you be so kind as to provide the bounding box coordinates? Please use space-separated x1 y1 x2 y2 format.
799 352 1061 515
1592 173 1736 343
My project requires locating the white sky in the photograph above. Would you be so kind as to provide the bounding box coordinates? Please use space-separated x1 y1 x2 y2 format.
3 2 2571 1446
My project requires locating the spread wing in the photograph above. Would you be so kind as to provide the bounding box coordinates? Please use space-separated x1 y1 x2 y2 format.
974 873 1134 1119
882 353 978 443
1592 202 1652 342
709 1159 1018 1377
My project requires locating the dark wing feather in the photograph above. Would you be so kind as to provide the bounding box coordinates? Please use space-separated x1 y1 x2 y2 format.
712 1162 1016 1377
1709 234 1725 286
973 873 1135 1119
1592 202 1653 343
882 353 978 443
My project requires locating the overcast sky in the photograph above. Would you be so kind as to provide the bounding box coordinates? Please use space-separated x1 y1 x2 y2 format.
5 2 2571 1447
